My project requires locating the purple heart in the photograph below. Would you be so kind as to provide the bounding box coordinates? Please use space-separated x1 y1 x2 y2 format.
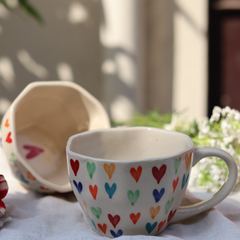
73 180 83 194
153 188 165 203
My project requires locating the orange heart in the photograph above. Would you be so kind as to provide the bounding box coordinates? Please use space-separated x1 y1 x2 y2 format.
89 185 98 200
98 223 107 234
4 119 9 128
27 171 36 180
130 166 142 183
103 163 115 179
172 177 179 193
157 220 166 232
150 206 160 219
185 152 192 170
40 186 49 191
130 212 141 225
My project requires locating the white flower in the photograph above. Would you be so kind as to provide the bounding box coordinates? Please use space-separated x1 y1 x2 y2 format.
210 112 221 123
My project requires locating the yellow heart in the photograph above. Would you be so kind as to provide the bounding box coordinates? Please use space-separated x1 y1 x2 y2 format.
103 163 115 180
150 206 161 219
185 152 192 170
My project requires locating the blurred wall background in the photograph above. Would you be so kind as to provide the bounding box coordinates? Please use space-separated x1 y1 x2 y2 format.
0 0 208 122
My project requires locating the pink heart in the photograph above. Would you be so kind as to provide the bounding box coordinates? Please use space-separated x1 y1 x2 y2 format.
23 145 44 159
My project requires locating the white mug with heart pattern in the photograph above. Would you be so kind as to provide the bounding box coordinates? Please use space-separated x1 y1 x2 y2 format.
1 81 110 193
66 127 238 238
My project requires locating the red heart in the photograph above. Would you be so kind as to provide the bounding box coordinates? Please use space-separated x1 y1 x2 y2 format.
89 185 98 200
108 214 120 228
70 159 79 176
5 132 12 143
168 209 177 223
130 166 142 183
98 223 107 234
23 145 44 159
130 212 140 225
157 220 166 232
172 177 179 193
152 165 166 184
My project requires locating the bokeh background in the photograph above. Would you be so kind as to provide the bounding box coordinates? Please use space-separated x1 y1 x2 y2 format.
0 0 239 122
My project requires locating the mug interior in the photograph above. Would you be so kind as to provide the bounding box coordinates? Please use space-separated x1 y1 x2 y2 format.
69 127 194 161
14 85 92 187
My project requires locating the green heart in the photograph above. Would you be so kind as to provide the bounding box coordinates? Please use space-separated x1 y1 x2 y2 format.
128 190 140 206
86 162 96 179
10 152 17 163
165 197 174 214
174 157 181 174
91 207 102 219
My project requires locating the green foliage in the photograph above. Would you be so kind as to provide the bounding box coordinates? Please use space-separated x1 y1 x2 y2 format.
0 0 43 24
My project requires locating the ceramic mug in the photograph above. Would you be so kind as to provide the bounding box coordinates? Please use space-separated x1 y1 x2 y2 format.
1 81 110 193
66 127 238 237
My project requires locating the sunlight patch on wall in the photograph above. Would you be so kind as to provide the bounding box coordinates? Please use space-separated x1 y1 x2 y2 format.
0 5 9 19
0 57 15 89
57 62 74 81
110 95 134 121
0 98 11 115
6 0 18 8
102 59 116 75
115 52 135 87
17 50 48 79
68 2 88 24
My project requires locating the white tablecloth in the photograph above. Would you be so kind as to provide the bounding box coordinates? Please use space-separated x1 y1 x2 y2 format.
1 148 240 240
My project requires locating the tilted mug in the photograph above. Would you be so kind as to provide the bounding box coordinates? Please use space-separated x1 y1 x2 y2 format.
66 127 238 237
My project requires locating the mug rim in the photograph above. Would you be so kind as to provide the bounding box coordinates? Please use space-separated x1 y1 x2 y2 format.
66 126 195 163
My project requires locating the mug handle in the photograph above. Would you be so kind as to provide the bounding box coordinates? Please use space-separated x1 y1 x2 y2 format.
171 146 238 223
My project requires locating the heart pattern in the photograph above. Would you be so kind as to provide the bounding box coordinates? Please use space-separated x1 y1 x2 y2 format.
70 159 79 176
5 132 12 143
165 197 174 214
89 185 98 200
69 151 192 236
128 190 140 206
174 157 181 174
105 183 116 199
152 165 166 184
87 162 96 179
146 222 157 234
185 153 192 170
130 212 141 225
73 180 83 194
98 223 107 234
4 119 9 128
172 177 179 193
23 145 44 159
91 207 102 219
157 220 166 232
168 209 177 223
108 214 120 228
153 188 165 203
130 166 142 183
110 229 123 238
104 163 115 179
150 206 160 219
182 173 189 189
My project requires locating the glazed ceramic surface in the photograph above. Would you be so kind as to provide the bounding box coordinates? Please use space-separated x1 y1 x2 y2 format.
1 81 110 193
66 127 238 238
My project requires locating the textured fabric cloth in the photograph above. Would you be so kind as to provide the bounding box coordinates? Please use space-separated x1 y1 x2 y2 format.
1 148 240 240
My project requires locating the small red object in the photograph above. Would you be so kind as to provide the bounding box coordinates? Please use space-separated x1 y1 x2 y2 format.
0 175 8 217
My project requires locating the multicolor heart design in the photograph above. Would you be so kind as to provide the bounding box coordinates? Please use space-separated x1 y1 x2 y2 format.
70 151 192 236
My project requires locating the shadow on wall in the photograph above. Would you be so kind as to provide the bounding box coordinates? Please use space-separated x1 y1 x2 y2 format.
0 0 105 120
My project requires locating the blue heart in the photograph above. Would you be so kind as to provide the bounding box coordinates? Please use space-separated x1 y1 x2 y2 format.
73 180 83 194
105 182 117 199
90 218 96 230
110 229 123 238
182 173 189 189
146 222 157 234
153 188 165 203
20 174 29 184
